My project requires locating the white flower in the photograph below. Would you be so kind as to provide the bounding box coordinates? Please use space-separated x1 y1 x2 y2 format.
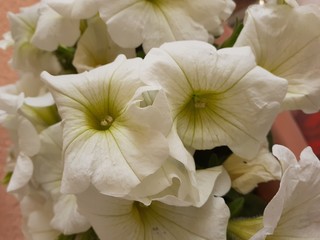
98 0 235 52
235 3 320 113
223 141 282 194
142 40 287 159
77 185 230 240
73 16 136 73
251 145 320 239
8 3 61 74
31 4 81 51
41 55 171 196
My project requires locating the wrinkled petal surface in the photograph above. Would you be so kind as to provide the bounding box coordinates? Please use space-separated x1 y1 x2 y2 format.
235 3 320 113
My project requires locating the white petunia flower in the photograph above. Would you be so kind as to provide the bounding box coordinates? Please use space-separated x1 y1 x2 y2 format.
98 0 235 52
41 55 171 196
142 40 288 159
73 16 136 73
251 145 320 239
235 3 320 113
223 141 282 194
31 4 81 51
77 185 230 240
8 3 61 74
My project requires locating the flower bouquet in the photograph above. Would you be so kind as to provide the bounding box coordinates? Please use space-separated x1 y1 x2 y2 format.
1 0 320 239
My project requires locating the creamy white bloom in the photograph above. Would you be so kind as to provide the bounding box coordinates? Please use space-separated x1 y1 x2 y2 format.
73 16 136 73
235 3 320 113
41 55 171 196
223 141 282 194
98 0 235 52
251 145 320 239
142 40 287 159
8 3 61 74
31 4 80 51
77 185 230 240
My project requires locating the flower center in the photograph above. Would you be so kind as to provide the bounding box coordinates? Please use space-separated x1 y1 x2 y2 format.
100 115 114 127
193 94 206 109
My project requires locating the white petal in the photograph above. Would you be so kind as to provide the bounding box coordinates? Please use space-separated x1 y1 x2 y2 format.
143 197 229 240
18 116 40 156
47 0 99 19
73 17 135 72
77 186 144 240
51 194 90 234
77 185 230 240
31 5 80 51
7 153 33 192
235 3 320 113
98 0 232 52
99 0 146 49
224 142 282 194
252 146 320 239
0 31 14 50
33 123 63 198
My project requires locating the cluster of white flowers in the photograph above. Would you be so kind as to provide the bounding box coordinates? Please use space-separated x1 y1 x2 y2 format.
1 0 320 239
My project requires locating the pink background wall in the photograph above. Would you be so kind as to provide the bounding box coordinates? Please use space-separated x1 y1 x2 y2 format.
0 1 38 239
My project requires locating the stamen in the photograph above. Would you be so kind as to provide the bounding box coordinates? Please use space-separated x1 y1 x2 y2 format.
100 115 113 127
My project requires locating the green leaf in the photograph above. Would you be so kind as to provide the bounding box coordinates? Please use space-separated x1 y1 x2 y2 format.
194 146 232 169
57 228 100 240
228 197 245 218
2 171 13 185
219 21 244 49
136 45 146 59
77 228 100 240
57 234 76 240
54 45 77 74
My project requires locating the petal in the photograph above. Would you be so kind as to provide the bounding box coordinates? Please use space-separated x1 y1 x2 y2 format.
51 194 90 235
77 186 144 240
7 153 33 192
235 3 320 113
252 146 320 239
48 0 99 19
33 123 63 198
18 116 40 156
142 196 230 240
31 5 80 51
99 0 146 48
224 142 282 194
73 16 135 72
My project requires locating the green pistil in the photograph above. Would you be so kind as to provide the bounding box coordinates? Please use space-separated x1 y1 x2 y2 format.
193 94 207 109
